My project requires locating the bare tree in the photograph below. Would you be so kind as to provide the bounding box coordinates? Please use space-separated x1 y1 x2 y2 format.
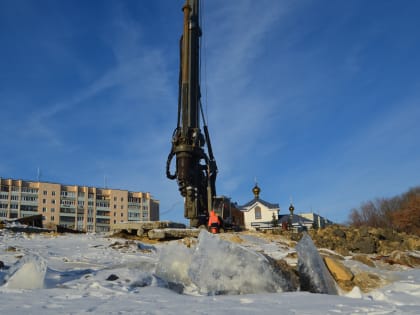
348 186 420 235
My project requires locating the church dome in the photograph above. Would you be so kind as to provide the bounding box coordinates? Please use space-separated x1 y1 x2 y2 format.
252 184 261 199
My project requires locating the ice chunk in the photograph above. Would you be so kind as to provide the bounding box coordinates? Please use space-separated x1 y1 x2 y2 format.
188 230 295 295
3 254 47 289
155 241 195 292
295 233 338 294
155 231 296 295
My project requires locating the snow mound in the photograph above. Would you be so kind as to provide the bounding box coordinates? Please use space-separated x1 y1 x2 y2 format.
3 254 47 289
296 232 338 294
156 230 294 295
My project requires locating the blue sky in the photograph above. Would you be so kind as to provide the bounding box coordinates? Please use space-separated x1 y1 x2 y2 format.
1 0 419 224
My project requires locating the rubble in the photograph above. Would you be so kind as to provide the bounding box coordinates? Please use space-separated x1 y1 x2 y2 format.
353 254 376 268
324 257 354 282
309 225 420 255
353 272 385 293
381 251 420 268
323 257 354 291
148 228 200 240
111 221 186 238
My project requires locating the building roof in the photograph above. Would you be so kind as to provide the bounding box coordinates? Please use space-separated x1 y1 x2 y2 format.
239 197 279 211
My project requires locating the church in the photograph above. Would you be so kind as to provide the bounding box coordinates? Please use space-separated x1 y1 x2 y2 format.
238 183 333 231
239 184 279 230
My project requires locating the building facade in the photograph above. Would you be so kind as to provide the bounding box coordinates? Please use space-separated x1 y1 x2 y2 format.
0 177 159 232
299 212 334 229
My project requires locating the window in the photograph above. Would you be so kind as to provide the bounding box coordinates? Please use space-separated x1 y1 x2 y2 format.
52 199 56 204
114 197 117 201
114 204 116 209
51 216 55 221
43 190 47 195
121 213 123 217
52 191 56 196
42 207 47 213
121 205 124 210
51 208 55 212
254 206 262 220
42 199 46 204
121 197 123 202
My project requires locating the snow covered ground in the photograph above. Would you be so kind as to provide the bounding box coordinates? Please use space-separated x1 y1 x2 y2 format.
1 229 420 314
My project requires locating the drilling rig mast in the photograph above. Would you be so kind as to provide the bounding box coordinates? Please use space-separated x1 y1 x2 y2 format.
166 0 218 227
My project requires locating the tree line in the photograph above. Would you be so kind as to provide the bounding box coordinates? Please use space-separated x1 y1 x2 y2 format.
348 186 420 236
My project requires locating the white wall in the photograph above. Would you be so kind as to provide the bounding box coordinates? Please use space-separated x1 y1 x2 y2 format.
243 202 278 230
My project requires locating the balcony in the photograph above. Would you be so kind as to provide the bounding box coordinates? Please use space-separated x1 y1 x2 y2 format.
21 211 40 218
20 199 38 206
96 214 110 220
96 206 110 212
96 218 110 225
60 204 76 209
61 192 76 198
21 188 38 195
20 205 38 212
60 208 76 214
59 216 75 223
59 213 76 218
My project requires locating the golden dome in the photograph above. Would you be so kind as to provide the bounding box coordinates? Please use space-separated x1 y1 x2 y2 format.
252 184 260 199
289 204 295 215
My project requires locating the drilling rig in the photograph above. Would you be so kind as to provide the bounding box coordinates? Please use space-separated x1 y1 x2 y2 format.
166 0 218 227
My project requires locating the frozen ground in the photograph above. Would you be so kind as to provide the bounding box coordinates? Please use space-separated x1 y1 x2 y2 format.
1 229 420 314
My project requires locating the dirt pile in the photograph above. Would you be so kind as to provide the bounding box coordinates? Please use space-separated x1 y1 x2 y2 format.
308 225 420 256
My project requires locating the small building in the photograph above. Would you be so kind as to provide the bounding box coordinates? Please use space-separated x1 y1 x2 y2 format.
279 203 333 231
239 184 279 230
299 212 334 229
278 214 313 232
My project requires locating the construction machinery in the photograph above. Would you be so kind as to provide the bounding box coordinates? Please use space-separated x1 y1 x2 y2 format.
166 0 218 227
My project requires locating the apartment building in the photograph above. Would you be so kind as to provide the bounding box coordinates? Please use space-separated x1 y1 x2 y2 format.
0 177 159 232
